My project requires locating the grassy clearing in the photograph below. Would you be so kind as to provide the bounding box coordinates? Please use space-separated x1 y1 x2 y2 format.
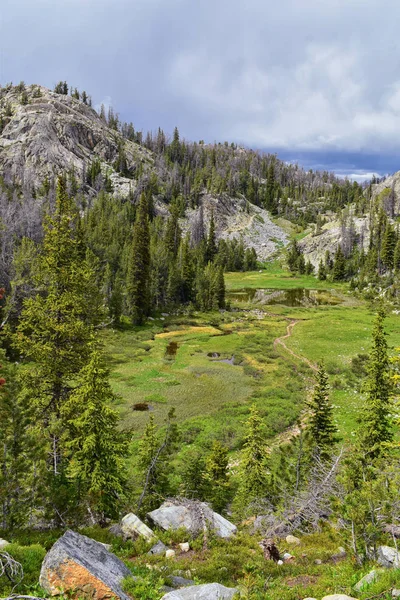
225 263 348 291
102 311 308 449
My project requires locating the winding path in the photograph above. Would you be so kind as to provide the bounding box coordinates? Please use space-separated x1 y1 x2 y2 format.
273 319 318 373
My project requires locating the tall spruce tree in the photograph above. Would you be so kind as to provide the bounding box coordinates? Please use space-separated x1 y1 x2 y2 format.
126 193 151 324
65 351 127 524
381 223 396 271
204 441 230 513
205 210 217 263
233 405 269 517
14 177 97 519
332 245 346 280
357 309 393 461
0 350 33 529
305 363 338 460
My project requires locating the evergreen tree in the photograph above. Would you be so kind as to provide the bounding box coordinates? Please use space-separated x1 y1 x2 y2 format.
394 239 400 273
126 194 151 324
205 210 218 263
318 259 327 280
233 406 269 517
381 223 396 271
287 240 302 273
180 449 208 500
65 351 127 523
204 441 230 513
305 364 338 460
332 245 346 280
0 350 33 529
357 310 393 461
14 177 97 520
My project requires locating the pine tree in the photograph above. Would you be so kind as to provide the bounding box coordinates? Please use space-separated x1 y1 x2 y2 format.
205 210 217 263
204 441 230 513
305 364 338 460
357 310 393 461
287 240 301 273
393 237 400 273
0 350 33 529
214 266 226 309
14 177 97 519
180 449 208 500
126 194 151 324
65 351 127 523
318 259 327 280
233 406 269 517
381 223 396 271
332 245 346 280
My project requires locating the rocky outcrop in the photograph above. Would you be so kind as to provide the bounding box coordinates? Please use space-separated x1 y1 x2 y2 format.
148 500 237 539
181 194 288 261
39 530 131 600
0 84 151 195
299 216 370 268
160 583 239 599
120 512 155 541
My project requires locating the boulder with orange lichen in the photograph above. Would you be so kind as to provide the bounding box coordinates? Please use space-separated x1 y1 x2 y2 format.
39 530 132 600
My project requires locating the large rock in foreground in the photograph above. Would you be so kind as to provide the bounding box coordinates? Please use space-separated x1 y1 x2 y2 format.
39 530 131 600
148 500 237 539
161 582 239 599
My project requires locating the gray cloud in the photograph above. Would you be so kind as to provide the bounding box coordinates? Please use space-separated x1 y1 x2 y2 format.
2 0 400 173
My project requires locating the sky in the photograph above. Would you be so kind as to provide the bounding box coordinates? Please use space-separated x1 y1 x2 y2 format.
2 0 400 180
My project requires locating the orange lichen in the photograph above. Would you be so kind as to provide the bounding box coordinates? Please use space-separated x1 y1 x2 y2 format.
43 559 117 599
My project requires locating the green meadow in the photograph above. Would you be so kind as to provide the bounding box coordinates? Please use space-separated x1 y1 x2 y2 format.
103 266 398 447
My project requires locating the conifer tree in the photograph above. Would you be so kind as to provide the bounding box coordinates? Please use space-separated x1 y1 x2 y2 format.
234 405 269 517
205 211 217 263
305 364 338 460
357 309 393 461
0 350 33 529
126 193 150 324
14 177 97 519
65 352 127 523
332 245 346 280
381 223 396 271
394 239 400 273
180 449 208 500
318 259 327 280
204 441 230 513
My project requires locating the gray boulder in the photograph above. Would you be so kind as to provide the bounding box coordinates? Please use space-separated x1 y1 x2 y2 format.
39 529 132 600
377 545 400 568
148 540 168 556
121 512 155 542
161 583 239 599
321 596 357 600
148 500 237 539
168 576 195 588
0 539 10 550
354 569 383 591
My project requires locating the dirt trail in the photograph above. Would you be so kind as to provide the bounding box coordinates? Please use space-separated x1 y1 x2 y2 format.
274 319 318 373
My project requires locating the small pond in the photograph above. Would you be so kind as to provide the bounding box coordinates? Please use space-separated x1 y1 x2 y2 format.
227 288 342 307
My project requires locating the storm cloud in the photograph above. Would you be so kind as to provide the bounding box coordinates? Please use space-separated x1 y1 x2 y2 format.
2 0 400 176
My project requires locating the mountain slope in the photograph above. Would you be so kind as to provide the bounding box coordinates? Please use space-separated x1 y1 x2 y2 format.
0 84 152 196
